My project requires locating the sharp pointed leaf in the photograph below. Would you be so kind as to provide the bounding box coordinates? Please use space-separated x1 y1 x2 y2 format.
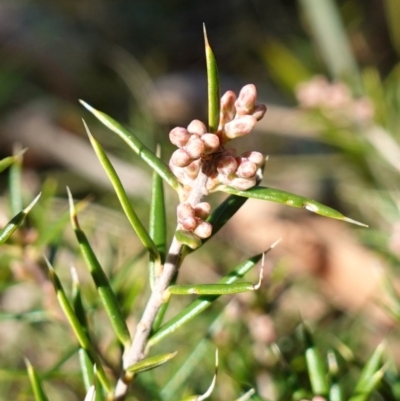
0 149 27 173
80 101 180 190
203 25 220 133
25 359 50 401
67 188 131 347
84 121 160 263
0 193 41 245
126 351 177 374
221 185 367 226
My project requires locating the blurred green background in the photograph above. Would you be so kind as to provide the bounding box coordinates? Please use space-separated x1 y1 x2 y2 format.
2 1 400 400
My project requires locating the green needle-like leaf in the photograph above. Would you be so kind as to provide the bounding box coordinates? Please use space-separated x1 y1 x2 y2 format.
67 188 131 347
79 348 94 391
149 145 167 287
204 24 220 133
149 241 278 348
0 193 41 245
84 121 160 264
8 147 24 215
0 149 27 173
71 268 90 337
349 342 385 401
302 325 329 397
79 100 180 190
221 185 367 226
25 359 50 401
44 258 111 393
126 351 177 373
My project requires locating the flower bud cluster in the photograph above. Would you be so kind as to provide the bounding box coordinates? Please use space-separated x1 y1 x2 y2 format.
296 75 374 125
176 202 212 239
169 84 267 239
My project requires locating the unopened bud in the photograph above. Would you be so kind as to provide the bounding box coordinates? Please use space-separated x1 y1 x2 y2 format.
169 127 191 147
194 202 211 219
177 203 195 221
219 91 237 128
181 216 197 231
184 160 201 179
217 155 238 175
194 221 212 239
252 104 267 121
235 84 257 115
241 151 264 165
201 133 220 154
187 119 207 136
224 115 257 139
185 137 205 159
170 149 193 167
230 176 256 190
237 160 257 178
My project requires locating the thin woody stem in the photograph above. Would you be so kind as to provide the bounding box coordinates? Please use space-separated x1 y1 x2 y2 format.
113 164 210 401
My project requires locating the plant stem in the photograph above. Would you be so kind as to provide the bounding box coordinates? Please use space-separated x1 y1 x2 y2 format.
113 167 209 400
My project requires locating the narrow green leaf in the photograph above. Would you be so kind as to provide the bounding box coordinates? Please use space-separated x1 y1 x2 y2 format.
0 193 41 245
80 100 180 190
9 147 24 215
0 149 27 173
71 267 90 337
79 348 94 391
45 258 111 393
221 185 367 226
167 264 263 295
67 188 131 347
149 241 279 348
203 24 220 133
126 351 177 373
349 367 386 401
350 342 385 399
149 145 166 287
328 350 343 401
234 389 256 401
302 325 329 397
175 230 202 250
25 359 50 401
83 120 160 264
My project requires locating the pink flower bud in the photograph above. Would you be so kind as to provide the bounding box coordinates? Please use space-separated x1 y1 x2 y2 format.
201 133 220 154
241 151 264 165
252 104 267 121
235 84 257 115
169 127 191 147
230 176 256 190
184 160 201 179
194 202 211 219
177 203 195 221
219 91 237 129
181 216 197 231
224 115 257 139
217 155 238 175
194 221 212 238
185 137 205 159
236 160 257 178
187 119 207 136
170 149 193 167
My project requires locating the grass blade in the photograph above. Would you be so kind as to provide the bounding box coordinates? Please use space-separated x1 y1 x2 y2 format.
203 24 220 133
149 241 279 348
25 359 50 401
221 185 367 226
80 101 180 190
0 149 27 173
0 193 41 245
302 324 329 397
84 120 160 264
79 348 94 391
349 342 385 401
67 188 131 347
8 146 24 215
44 258 111 393
126 351 177 373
